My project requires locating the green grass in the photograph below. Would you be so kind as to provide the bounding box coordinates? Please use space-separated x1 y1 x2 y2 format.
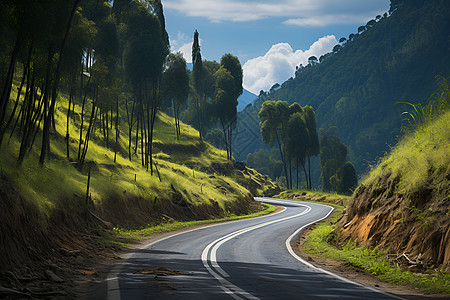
274 189 351 208
2 81 278 230
302 213 450 294
99 203 276 247
362 110 449 194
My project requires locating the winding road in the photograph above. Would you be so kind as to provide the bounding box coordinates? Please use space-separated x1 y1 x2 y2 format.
105 198 402 299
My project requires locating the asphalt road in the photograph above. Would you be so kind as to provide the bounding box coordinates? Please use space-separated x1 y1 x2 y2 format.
105 198 402 300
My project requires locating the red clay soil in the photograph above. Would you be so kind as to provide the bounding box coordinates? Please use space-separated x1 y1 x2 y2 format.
335 171 450 273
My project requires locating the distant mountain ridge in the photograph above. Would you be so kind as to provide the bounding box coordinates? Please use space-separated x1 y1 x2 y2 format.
234 0 450 185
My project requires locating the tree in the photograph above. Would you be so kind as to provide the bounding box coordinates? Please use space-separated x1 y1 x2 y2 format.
338 162 357 195
213 54 242 160
319 127 356 193
161 52 189 140
366 19 376 28
124 4 168 173
308 56 318 66
191 29 204 139
332 44 342 54
284 111 308 189
302 106 320 189
39 0 83 165
211 54 242 160
259 100 290 187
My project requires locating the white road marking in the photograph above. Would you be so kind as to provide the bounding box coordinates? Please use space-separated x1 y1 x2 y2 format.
107 200 285 300
282 199 408 300
202 203 312 299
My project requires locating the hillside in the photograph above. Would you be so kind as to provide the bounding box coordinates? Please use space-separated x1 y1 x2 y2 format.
0 85 280 282
234 0 450 185
334 103 449 272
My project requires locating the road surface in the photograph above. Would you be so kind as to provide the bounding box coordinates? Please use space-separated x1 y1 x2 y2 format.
106 198 402 300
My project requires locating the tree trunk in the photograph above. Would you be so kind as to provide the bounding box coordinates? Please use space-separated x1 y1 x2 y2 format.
302 164 308 189
80 87 98 166
78 75 91 161
40 0 81 165
114 97 119 163
66 92 72 158
0 37 21 147
276 134 289 188
1 46 31 144
308 155 312 189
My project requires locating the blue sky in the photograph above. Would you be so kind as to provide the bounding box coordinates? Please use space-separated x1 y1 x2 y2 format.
162 0 390 94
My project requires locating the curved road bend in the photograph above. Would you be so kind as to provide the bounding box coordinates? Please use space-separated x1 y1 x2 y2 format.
105 198 403 300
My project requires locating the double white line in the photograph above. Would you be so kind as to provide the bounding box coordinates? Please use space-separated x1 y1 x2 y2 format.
201 203 312 300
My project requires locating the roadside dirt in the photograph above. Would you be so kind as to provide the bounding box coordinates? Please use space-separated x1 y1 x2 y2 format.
293 218 450 300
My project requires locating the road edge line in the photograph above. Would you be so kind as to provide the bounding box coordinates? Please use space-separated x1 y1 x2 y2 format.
106 202 286 300
284 203 407 300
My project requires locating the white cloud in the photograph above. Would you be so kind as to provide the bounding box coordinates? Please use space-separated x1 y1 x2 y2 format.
169 31 203 63
176 42 193 63
283 14 374 27
243 35 337 94
163 0 389 25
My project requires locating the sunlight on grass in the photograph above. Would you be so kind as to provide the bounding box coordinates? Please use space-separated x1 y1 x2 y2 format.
1 82 275 228
362 110 449 194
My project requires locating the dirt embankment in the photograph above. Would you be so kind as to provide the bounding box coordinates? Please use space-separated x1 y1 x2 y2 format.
334 169 450 273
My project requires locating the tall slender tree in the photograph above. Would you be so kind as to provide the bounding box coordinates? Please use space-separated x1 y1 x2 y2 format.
191 29 204 139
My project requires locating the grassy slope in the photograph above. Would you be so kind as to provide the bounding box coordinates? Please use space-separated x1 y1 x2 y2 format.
335 110 449 272
0 86 280 271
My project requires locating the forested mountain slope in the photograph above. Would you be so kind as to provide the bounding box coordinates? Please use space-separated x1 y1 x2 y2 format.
235 0 450 179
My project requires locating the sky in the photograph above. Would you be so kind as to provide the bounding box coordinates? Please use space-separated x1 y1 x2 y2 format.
163 0 390 94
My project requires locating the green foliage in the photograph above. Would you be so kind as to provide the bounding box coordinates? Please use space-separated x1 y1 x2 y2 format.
338 161 357 195
258 100 320 189
319 127 356 194
246 148 283 180
398 76 450 130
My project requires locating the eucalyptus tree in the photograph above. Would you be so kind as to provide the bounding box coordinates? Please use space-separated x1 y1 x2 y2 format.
93 15 119 149
39 0 83 165
213 54 242 160
124 4 168 173
284 111 308 189
161 52 189 140
259 100 290 185
259 101 319 189
61 9 96 159
214 67 235 160
302 106 320 189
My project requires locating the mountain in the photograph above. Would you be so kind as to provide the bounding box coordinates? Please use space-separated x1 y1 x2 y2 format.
186 63 257 112
237 89 257 111
233 0 450 186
